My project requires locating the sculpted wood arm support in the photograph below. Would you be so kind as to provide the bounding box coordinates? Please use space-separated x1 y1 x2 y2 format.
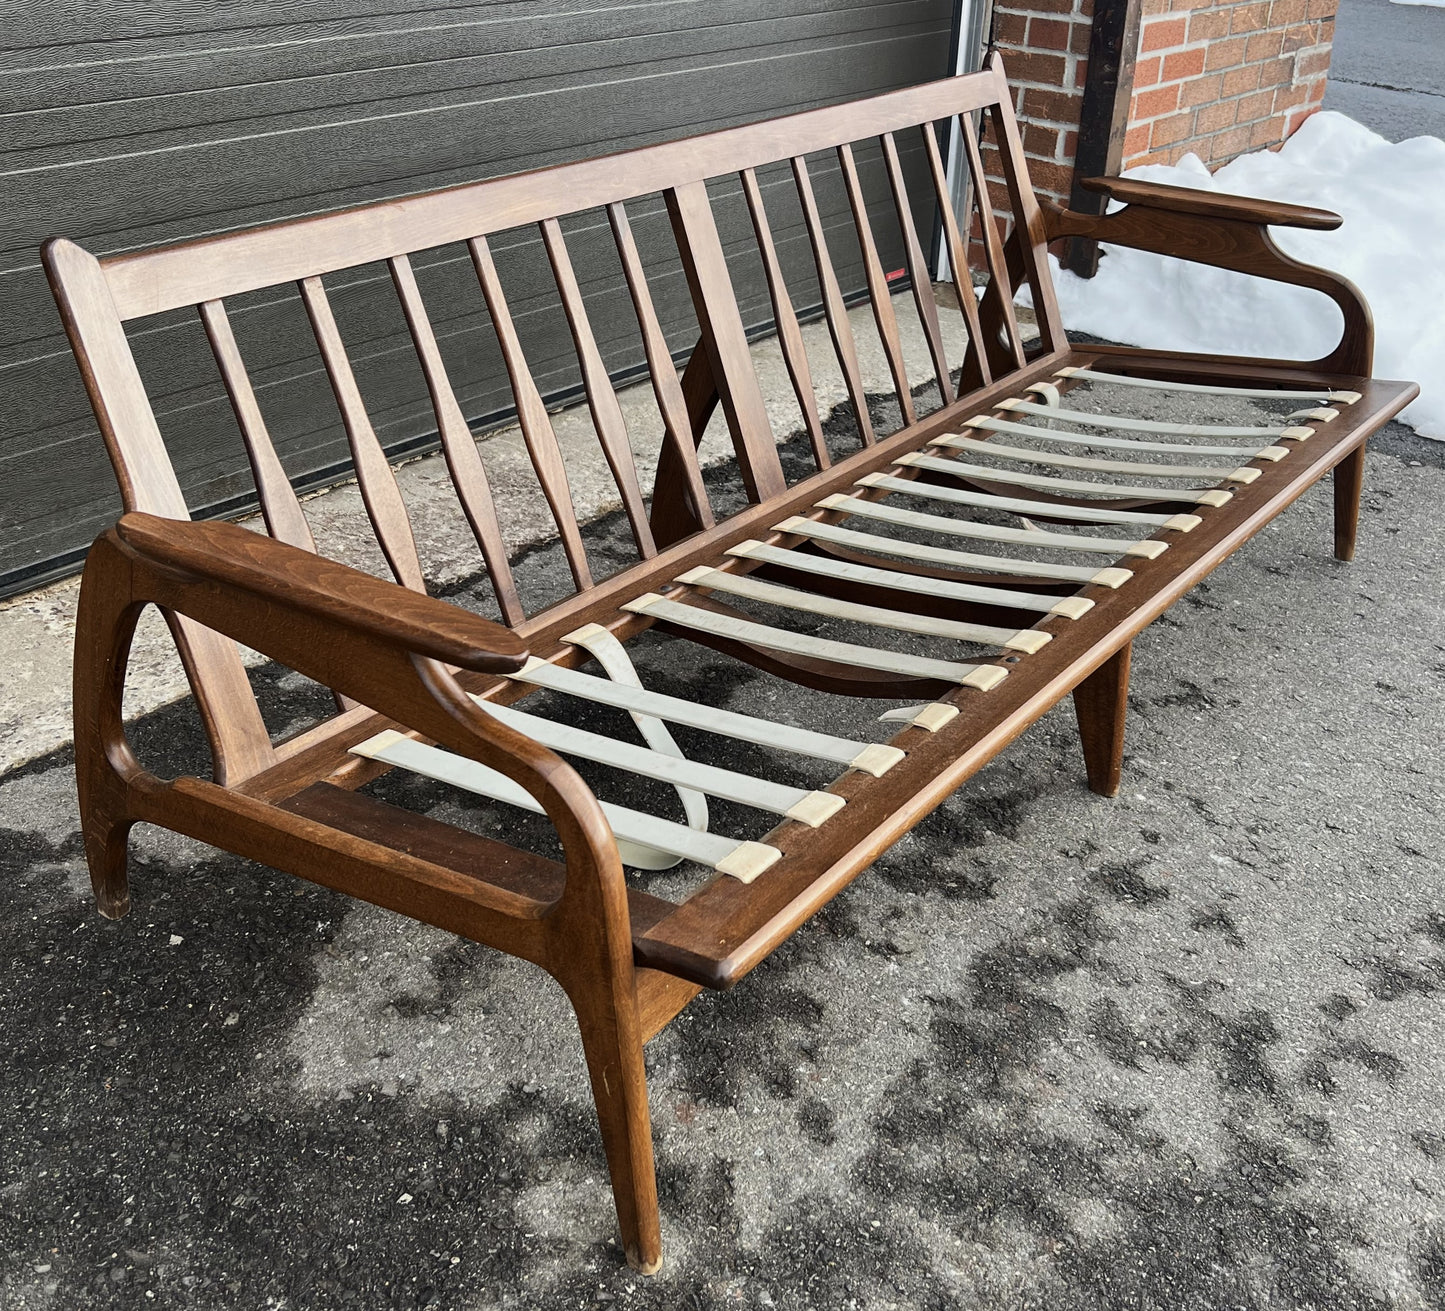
1041 180 1374 377
1044 178 1375 560
74 513 632 941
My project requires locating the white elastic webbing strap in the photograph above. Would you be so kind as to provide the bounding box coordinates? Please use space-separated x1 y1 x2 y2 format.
876 464 1191 528
808 499 1135 584
516 649 901 775
937 435 1255 481
561 623 707 870
878 703 959 732
467 696 840 825
677 566 1049 652
623 593 1010 689
1056 367 1359 403
1000 398 1285 438
958 416 1285 459
729 538 1092 616
901 457 1234 505
350 730 780 882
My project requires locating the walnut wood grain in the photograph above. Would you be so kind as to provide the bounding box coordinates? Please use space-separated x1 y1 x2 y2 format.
1072 642 1130 797
919 119 991 391
99 75 1011 320
199 299 316 553
791 155 875 445
607 200 715 529
469 234 594 592
46 237 275 786
881 131 953 405
957 110 1028 372
388 253 525 626
983 54 1063 357
666 180 787 504
300 275 427 592
1042 199 1374 376
740 167 830 470
540 217 656 558
116 513 528 673
837 142 914 425
1080 175 1344 230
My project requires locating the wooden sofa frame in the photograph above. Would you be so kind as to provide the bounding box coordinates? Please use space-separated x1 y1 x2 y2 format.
47 55 1417 1272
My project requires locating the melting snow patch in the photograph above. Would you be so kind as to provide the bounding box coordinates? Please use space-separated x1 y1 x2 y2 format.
1031 112 1445 438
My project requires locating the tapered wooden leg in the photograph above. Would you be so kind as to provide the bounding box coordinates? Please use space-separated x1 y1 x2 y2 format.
571 986 663 1274
73 532 142 920
1334 444 1366 562
1073 643 1130 798
81 811 134 919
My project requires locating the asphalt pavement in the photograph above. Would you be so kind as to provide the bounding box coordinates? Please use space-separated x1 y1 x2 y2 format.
1323 0 1445 141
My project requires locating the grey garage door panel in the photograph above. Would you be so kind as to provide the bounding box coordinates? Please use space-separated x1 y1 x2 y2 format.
0 1 954 594
3 0 722 55
1 22 946 261
9 3 944 147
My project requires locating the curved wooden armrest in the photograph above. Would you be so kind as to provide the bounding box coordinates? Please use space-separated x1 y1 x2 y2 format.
1079 176 1343 231
117 513 527 675
1040 194 1373 376
81 516 630 947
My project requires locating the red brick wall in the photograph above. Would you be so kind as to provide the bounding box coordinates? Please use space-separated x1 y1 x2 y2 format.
979 0 1336 251
1124 0 1337 167
990 0 1097 207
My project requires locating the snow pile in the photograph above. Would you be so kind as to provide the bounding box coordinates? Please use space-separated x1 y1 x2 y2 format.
1040 111 1445 438
1390 0 1444 9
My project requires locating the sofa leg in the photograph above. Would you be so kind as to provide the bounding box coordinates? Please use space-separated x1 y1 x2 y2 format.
1073 643 1130 798
572 986 663 1274
1333 445 1366 562
81 810 134 920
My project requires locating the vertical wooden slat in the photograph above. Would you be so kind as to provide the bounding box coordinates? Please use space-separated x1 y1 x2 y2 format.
468 235 593 591
199 299 316 553
790 156 875 446
606 201 714 530
204 296 361 716
738 168 829 471
958 111 1029 370
984 54 1064 354
539 217 656 559
43 238 273 784
299 275 427 593
836 142 914 426
879 132 954 406
388 254 524 626
920 120 993 390
664 180 787 505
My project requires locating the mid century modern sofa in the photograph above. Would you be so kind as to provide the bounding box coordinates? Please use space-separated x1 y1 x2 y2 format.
46 55 1417 1271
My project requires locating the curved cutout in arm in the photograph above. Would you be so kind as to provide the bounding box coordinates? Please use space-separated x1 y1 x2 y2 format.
1041 196 1374 376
